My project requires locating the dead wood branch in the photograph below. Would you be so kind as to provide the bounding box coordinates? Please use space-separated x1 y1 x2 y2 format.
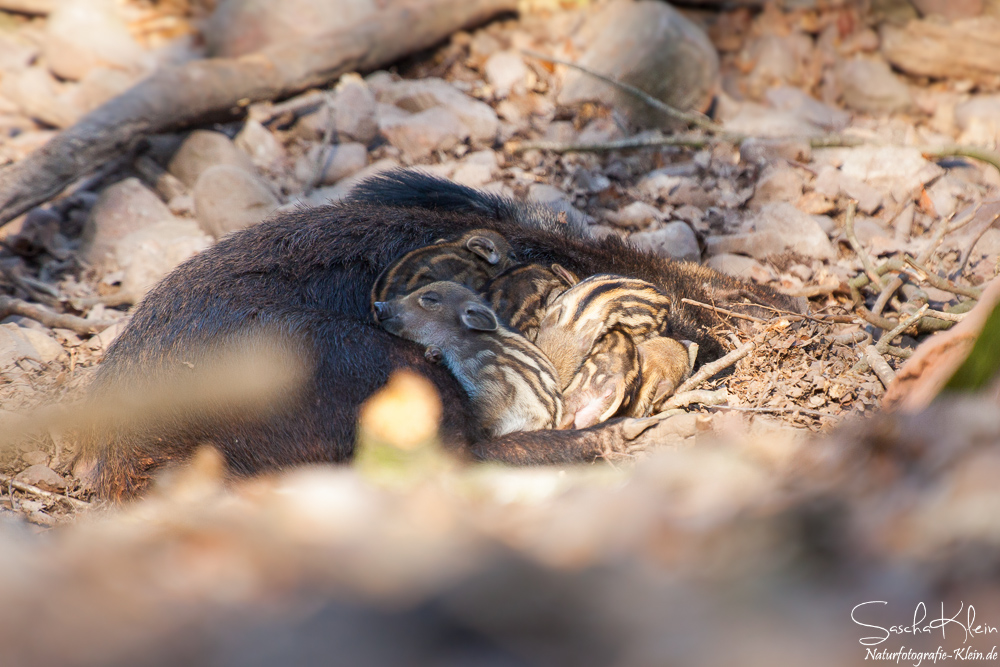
0 0 518 227
660 388 729 410
0 295 115 335
675 339 756 394
0 473 90 510
679 298 767 324
864 345 896 388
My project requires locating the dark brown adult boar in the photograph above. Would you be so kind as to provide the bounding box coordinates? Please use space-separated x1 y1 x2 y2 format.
75 170 802 500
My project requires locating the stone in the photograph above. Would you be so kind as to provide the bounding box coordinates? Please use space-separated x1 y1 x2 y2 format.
81 178 175 267
748 165 804 210
378 106 469 161
234 119 285 172
811 165 883 215
0 324 63 370
378 78 499 144
827 146 944 205
485 50 529 98
723 102 824 138
527 183 591 227
330 74 378 144
955 94 1000 144
764 86 850 132
743 33 815 99
72 67 137 114
451 150 498 188
1 67 80 128
314 142 369 186
193 165 280 238
706 203 837 260
0 32 39 72
114 219 212 296
638 173 715 208
629 222 700 262
21 451 48 467
558 0 719 125
205 0 377 57
285 158 400 208
911 0 983 20
606 201 662 228
705 253 777 283
881 17 1000 86
168 131 256 188
44 0 146 82
14 465 66 493
837 57 913 114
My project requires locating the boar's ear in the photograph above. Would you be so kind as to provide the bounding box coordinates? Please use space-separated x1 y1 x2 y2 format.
465 235 502 264
461 302 498 331
550 263 579 286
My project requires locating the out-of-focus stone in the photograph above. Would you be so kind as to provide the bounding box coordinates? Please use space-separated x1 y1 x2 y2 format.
955 94 1000 144
485 50 529 98
837 57 913 114
705 253 777 283
378 106 469 161
72 67 137 114
1 67 80 128
82 178 175 267
811 165 884 215
740 137 812 165
378 78 498 144
193 165 280 238
114 220 212 296
638 173 715 208
743 32 815 99
558 0 719 125
881 17 1000 86
828 146 944 204
764 86 850 131
0 324 63 370
911 0 983 22
235 119 286 172
14 464 66 492
629 222 700 262
707 203 836 260
451 150 498 188
168 131 256 188
748 165 804 210
606 201 662 228
723 102 824 137
205 0 377 57
313 142 369 186
44 0 146 81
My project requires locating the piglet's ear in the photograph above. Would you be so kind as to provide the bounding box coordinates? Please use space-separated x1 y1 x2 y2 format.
461 302 499 331
466 236 502 264
550 263 579 286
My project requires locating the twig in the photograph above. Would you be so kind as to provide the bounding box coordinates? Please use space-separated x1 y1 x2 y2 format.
680 298 767 324
904 256 983 299
509 133 712 154
844 200 882 286
922 144 1000 175
0 295 115 335
675 340 756 394
922 308 967 323
779 282 841 298
876 304 929 352
660 388 729 410
522 50 721 132
704 404 843 420
306 92 338 194
0 473 90 510
864 345 896 388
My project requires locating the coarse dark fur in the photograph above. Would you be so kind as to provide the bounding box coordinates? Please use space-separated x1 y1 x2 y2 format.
482 263 578 341
370 228 517 305
76 170 803 500
375 281 562 436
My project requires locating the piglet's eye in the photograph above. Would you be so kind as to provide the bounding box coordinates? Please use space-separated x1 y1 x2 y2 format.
419 292 441 308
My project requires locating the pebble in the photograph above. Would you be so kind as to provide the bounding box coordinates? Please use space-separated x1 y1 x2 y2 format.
954 94 1000 144
193 165 280 238
14 465 66 493
378 106 469 161
168 130 256 189
740 137 812 165
764 86 850 132
629 222 700 262
1 67 80 128
910 0 983 22
43 0 145 82
837 57 913 114
707 203 836 261
234 119 286 172
331 75 378 144
705 253 777 284
749 165 804 210
0 324 63 371
484 50 529 98
114 219 212 296
527 183 591 227
451 150 498 188
21 451 49 467
605 201 662 228
723 103 824 137
378 78 499 145
81 178 175 267
811 165 883 215
638 173 715 208
300 142 369 187
829 146 944 204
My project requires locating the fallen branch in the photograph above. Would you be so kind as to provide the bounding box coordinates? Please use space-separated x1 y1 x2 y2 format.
660 388 729 410
0 473 90 511
0 0 518 227
0 295 115 335
864 345 896 388
704 404 843 420
922 144 1000 175
680 298 767 324
675 339 756 394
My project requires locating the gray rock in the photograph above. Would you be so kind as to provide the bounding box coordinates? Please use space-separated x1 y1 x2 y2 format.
837 57 913 114
0 32 39 72
114 219 213 296
638 173 715 208
314 142 369 186
205 0 376 57
707 203 836 260
740 137 812 165
629 222 700 262
705 253 776 283
81 178 175 267
527 183 591 227
72 67 137 115
558 0 718 126
606 201 661 228
955 94 1000 144
378 106 469 161
0 324 63 371
451 149 498 188
378 78 498 144
44 0 145 82
193 165 280 238
880 17 1000 86
14 465 66 492
723 102 824 137
21 451 49 467
749 165 804 210
764 86 850 132
331 74 378 144
811 165 883 215
235 119 285 172
827 146 944 204
485 50 529 98
911 0 983 19
168 130 256 189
